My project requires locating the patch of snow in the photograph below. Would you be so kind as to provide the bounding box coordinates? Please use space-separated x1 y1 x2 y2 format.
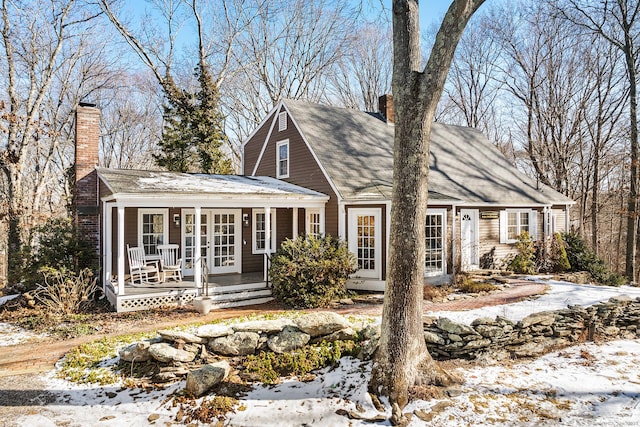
0 294 18 306
430 280 640 325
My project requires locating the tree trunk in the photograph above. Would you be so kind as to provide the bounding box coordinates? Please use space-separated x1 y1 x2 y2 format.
369 0 485 411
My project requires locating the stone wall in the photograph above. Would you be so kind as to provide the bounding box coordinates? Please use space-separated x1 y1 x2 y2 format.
423 295 640 360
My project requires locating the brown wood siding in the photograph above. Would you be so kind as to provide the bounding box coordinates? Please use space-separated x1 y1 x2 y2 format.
243 109 278 174
252 105 340 237
241 208 262 273
345 204 387 279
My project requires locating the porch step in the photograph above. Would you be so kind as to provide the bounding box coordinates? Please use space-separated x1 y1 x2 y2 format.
198 282 273 309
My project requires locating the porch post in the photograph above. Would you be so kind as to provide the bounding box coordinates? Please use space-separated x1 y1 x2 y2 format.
194 206 202 290
565 204 570 232
292 207 298 239
264 206 271 282
117 205 125 295
451 205 457 278
104 202 112 291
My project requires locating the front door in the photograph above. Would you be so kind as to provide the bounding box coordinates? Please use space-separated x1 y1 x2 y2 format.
460 209 479 271
210 210 241 274
348 208 382 279
182 211 208 277
182 209 241 276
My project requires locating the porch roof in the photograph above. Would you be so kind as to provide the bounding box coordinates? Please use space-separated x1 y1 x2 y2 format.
97 168 329 207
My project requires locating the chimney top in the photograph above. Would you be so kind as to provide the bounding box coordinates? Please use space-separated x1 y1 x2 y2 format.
79 101 97 108
378 94 394 123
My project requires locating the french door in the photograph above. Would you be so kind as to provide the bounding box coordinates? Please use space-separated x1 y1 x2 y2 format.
182 209 241 276
348 208 382 279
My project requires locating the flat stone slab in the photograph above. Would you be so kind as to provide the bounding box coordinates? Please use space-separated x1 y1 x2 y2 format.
158 329 208 344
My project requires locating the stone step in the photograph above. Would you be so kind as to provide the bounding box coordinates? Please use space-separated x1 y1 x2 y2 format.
205 282 269 293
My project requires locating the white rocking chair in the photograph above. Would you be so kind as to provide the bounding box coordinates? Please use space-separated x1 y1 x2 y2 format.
158 244 183 282
127 245 161 285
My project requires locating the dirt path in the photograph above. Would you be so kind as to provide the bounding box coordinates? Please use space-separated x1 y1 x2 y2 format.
0 281 546 378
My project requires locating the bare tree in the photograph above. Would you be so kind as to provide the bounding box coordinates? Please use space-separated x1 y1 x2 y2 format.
368 0 485 417
327 21 392 110
0 0 111 284
555 0 640 282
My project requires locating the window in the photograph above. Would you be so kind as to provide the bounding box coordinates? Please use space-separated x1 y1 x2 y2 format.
138 209 168 255
252 209 277 253
278 111 287 131
276 140 289 178
306 209 322 238
500 209 537 243
425 210 446 276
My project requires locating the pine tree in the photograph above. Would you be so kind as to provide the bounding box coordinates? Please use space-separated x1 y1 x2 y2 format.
154 66 233 174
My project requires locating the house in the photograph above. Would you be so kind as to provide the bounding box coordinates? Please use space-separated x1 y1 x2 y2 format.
74 96 573 312
242 96 574 290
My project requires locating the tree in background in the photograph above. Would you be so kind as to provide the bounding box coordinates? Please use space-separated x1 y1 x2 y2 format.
369 0 485 418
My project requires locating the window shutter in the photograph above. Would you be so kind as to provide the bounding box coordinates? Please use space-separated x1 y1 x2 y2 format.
529 210 538 240
499 210 508 244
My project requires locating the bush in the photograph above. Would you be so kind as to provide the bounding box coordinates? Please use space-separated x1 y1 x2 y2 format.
562 232 625 286
16 217 97 291
31 268 100 315
507 231 536 274
270 235 356 308
549 232 571 273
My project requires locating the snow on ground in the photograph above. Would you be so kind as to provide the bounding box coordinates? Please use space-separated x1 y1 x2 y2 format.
430 279 640 325
0 294 47 347
7 281 640 426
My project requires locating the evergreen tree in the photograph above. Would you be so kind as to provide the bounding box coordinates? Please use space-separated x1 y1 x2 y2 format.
154 65 233 174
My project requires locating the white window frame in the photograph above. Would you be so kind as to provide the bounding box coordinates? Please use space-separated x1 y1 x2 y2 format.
252 209 277 254
278 111 287 131
425 208 447 277
306 208 323 238
276 139 289 178
500 209 537 243
138 208 169 256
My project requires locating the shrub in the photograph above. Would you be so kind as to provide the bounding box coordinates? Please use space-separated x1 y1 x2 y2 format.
455 274 498 293
270 235 356 308
549 232 571 273
32 268 100 315
15 217 97 291
562 232 625 286
507 231 537 274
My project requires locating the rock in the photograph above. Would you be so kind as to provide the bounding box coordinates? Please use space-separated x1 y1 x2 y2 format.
158 329 207 344
520 312 556 328
209 332 260 356
295 312 351 337
475 324 505 339
148 414 160 422
119 341 153 362
339 298 355 305
318 327 358 343
463 338 491 350
448 334 462 342
359 324 381 341
232 318 295 334
196 324 233 338
509 341 547 357
185 361 231 397
424 331 445 345
603 326 620 336
471 317 496 326
610 295 634 304
148 343 197 363
437 318 477 335
267 326 311 353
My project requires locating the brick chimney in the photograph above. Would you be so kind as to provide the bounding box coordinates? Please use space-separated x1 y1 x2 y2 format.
378 94 394 123
74 102 100 259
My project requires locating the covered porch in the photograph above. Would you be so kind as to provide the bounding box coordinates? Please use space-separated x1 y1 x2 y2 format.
98 169 329 312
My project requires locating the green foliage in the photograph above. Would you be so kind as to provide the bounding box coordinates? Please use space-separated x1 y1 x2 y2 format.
562 232 625 286
507 231 537 274
155 65 233 174
269 235 357 308
242 340 360 384
15 217 96 291
549 232 571 273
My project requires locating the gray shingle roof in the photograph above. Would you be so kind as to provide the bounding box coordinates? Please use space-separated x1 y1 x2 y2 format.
283 99 573 205
97 168 327 199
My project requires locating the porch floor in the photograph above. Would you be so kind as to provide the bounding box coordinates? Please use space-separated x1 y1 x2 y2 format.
119 271 266 296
